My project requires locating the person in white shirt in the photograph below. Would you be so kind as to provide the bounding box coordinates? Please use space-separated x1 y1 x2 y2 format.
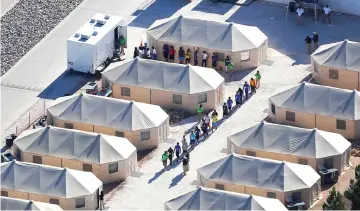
151 46 157 60
201 51 208 67
146 48 151 59
296 6 304 25
323 5 331 24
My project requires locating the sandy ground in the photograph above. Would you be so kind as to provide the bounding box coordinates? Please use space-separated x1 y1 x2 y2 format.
102 0 360 210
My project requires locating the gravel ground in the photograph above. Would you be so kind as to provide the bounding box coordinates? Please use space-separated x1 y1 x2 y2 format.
1 0 84 75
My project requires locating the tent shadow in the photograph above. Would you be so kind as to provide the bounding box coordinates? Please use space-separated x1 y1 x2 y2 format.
191 0 234 15
169 172 185 188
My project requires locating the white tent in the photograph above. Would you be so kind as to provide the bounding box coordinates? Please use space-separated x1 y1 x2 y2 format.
1 196 63 211
14 126 136 164
228 121 351 159
102 58 224 94
165 187 288 211
147 15 268 52
227 121 351 172
47 94 168 131
270 82 360 120
312 39 360 72
1 161 102 199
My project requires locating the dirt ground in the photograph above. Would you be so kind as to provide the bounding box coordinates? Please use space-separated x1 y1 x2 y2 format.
310 156 360 210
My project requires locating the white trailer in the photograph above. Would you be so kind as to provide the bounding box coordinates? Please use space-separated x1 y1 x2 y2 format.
67 14 125 74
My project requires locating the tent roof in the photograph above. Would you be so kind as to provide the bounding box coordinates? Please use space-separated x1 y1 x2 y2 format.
269 82 360 120
147 15 267 52
102 58 224 94
228 122 351 159
165 187 287 211
14 126 137 164
1 161 102 198
197 154 320 192
47 94 169 131
1 196 63 211
312 39 360 72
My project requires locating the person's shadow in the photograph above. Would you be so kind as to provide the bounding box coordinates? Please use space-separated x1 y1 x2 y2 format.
169 172 185 188
148 168 166 184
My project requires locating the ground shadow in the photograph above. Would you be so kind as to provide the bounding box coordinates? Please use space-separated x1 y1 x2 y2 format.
148 168 166 184
226 1 360 65
103 181 123 194
38 69 101 100
129 0 188 28
169 172 185 188
218 69 254 82
191 0 234 15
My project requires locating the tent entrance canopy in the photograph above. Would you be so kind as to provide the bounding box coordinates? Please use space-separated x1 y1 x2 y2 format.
286 0 322 21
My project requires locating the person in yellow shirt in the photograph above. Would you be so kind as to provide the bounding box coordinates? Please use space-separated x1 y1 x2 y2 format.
185 49 191 64
211 112 218 132
250 78 256 95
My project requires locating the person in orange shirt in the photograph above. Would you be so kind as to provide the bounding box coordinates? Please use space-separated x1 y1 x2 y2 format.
250 78 256 95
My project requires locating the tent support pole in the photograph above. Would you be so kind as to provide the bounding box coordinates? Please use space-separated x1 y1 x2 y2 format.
286 0 290 20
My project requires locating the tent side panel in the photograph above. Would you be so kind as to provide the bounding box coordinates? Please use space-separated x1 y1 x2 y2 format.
150 89 193 113
55 119 94 133
93 125 116 136
315 115 355 139
131 129 159 151
355 120 360 139
28 193 49 204
3 189 29 200
318 66 358 90
98 162 126 184
275 108 315 129
112 84 151 104
62 159 83 172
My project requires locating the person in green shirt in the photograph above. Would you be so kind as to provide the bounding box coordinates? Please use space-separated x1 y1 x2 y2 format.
119 36 126 55
161 151 169 168
255 71 261 88
227 62 234 78
197 104 203 123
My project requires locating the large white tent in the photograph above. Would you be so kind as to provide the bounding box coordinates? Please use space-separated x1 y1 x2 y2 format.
13 126 137 184
1 196 63 211
227 121 351 172
102 58 225 113
1 161 102 210
165 187 288 211
197 154 320 208
147 15 268 70
269 82 360 139
47 94 169 150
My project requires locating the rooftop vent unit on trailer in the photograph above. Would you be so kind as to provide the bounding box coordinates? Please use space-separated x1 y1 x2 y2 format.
81 33 91 39
96 19 107 25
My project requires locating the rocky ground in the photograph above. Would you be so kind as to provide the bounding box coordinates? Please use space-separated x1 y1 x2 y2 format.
0 0 84 75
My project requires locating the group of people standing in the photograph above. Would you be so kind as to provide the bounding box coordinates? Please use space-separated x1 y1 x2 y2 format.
161 137 190 175
304 32 319 54
296 5 332 25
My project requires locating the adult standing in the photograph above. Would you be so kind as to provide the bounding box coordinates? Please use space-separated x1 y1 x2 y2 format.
305 36 312 54
151 46 157 60
312 32 319 52
296 6 304 25
169 46 175 63
163 44 169 62
194 47 199 66
179 47 185 64
224 56 231 73
201 51 208 67
182 156 189 175
119 36 126 56
182 136 188 154
99 191 105 210
211 53 217 70
133 47 139 58
323 5 331 24
197 104 203 123
167 147 174 166
255 71 261 88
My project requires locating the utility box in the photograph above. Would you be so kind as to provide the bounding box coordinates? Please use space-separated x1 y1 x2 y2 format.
67 14 124 74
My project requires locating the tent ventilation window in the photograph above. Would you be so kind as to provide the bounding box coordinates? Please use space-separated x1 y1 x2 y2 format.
198 93 207 104
75 197 86 208
33 155 42 164
1 191 8 197
298 158 308 165
64 122 73 129
109 162 118 173
216 52 225 62
285 111 295 122
267 192 277 198
173 94 182 104
324 158 334 169
240 52 250 61
141 131 150 141
329 69 338 79
336 119 346 130
16 148 22 160
115 131 125 137
246 151 256 157
271 103 276 115
49 198 60 205
83 163 93 172
215 183 225 190
121 87 131 96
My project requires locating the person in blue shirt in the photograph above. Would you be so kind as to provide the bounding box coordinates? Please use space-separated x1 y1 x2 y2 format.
243 82 250 100
235 92 241 106
237 87 243 104
163 44 169 62
211 53 217 69
227 97 233 115
190 131 196 148
174 142 181 161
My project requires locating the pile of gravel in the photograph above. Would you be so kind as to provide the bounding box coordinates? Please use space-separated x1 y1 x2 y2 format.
1 0 84 75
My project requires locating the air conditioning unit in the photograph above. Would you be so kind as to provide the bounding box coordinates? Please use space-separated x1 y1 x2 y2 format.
90 18 96 23
74 33 80 38
104 15 110 20
96 19 106 25
92 31 98 36
81 33 91 39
